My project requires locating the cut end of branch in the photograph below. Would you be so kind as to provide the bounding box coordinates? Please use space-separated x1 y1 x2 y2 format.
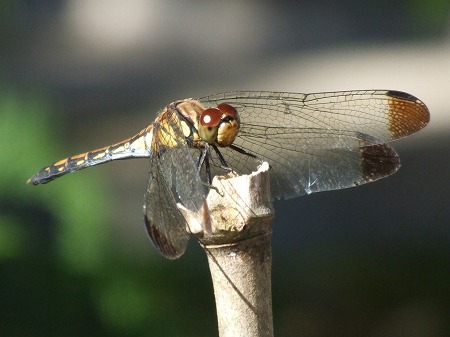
185 162 274 246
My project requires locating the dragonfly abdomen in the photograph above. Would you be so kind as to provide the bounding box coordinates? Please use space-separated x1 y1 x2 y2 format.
27 126 153 185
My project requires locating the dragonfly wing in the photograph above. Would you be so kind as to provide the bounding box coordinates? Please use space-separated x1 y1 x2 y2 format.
199 90 428 199
200 90 429 143
144 107 207 259
203 129 398 199
144 159 189 259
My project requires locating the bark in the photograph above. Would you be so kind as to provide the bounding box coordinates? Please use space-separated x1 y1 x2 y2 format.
185 162 275 337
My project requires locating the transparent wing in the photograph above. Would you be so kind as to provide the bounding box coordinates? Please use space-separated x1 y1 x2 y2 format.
199 90 429 199
144 107 207 259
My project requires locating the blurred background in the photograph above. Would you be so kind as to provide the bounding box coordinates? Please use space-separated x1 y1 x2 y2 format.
1 0 449 336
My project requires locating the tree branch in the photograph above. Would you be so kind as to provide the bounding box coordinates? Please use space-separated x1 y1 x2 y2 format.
186 162 274 337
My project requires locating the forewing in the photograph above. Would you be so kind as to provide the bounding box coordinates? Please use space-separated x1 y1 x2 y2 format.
144 108 207 259
199 90 429 199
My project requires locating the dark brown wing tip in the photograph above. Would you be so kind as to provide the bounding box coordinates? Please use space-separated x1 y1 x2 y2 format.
386 90 417 101
386 90 430 139
143 214 183 260
361 143 400 182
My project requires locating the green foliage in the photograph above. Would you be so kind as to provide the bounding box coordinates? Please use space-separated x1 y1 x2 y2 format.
0 90 111 273
0 89 217 337
410 0 450 35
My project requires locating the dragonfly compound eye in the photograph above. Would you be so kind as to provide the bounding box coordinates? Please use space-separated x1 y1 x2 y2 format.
216 103 240 147
199 107 222 143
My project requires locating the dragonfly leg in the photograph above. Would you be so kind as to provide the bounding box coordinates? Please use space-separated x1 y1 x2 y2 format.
195 147 223 195
211 145 235 172
196 147 212 183
229 144 260 161
228 144 271 170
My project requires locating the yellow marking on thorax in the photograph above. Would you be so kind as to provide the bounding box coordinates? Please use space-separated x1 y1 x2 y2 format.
151 99 207 151
156 123 182 148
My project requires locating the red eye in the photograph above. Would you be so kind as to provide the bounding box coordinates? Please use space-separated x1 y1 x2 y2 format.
201 108 222 127
217 103 238 118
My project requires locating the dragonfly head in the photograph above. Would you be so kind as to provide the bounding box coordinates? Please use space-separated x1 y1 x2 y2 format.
199 103 240 147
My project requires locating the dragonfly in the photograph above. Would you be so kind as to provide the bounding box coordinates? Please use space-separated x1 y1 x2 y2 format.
28 90 430 259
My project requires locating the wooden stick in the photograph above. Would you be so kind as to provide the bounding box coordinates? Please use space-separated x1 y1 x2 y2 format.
186 162 274 337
